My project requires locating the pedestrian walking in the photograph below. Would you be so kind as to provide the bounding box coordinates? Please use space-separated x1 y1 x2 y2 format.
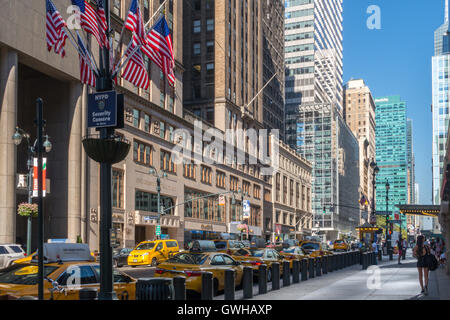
397 238 403 264
402 238 408 259
372 240 378 254
413 235 430 295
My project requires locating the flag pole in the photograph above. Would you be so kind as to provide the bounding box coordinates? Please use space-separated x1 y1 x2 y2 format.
64 27 99 76
75 30 100 74
112 0 167 77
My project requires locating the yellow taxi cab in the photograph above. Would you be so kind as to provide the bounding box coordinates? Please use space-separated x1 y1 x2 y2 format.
13 250 98 264
231 247 289 282
279 246 310 268
298 241 331 258
333 239 349 251
154 240 244 296
0 243 136 300
128 239 179 267
213 240 246 255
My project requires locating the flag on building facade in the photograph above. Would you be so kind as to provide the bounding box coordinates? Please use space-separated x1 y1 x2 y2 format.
46 0 68 58
77 35 96 87
72 0 109 48
146 16 175 86
121 43 150 90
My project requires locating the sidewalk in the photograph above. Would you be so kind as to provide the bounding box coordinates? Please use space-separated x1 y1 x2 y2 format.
248 253 450 300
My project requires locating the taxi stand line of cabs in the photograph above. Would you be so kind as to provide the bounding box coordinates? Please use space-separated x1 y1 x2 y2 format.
0 239 351 300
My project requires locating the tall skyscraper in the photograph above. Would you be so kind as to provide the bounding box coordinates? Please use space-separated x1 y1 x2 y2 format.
432 0 450 206
343 79 376 224
284 0 359 241
182 0 285 135
375 96 408 236
407 119 416 205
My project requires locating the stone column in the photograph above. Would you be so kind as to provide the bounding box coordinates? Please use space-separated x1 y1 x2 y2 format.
67 81 82 242
0 48 18 243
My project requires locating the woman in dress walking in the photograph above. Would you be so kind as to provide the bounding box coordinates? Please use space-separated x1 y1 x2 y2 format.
413 235 430 295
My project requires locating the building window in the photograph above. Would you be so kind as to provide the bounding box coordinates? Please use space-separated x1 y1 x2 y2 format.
253 185 261 199
113 0 121 17
276 173 280 202
230 175 239 192
168 125 174 143
112 169 124 209
161 150 176 174
183 160 196 180
206 41 214 54
159 121 166 139
133 109 140 128
193 43 201 55
216 170 226 189
135 190 174 215
133 140 152 166
264 189 271 202
201 165 212 184
207 19 214 31
243 180 251 196
193 20 201 33
206 63 215 74
144 114 151 133
290 179 294 206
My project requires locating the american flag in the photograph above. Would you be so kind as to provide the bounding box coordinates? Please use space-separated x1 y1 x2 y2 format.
78 35 96 87
121 43 150 90
72 0 109 48
124 0 163 70
46 0 68 58
96 0 109 48
146 16 175 86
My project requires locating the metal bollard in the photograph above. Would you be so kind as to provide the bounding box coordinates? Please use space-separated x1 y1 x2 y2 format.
378 250 383 261
224 269 235 300
136 278 173 300
322 256 328 275
308 258 315 278
301 259 308 281
272 262 280 290
345 252 349 267
201 272 214 300
362 253 368 270
315 257 322 276
359 251 363 265
79 288 98 300
292 260 300 283
283 261 291 286
330 254 336 272
243 267 253 299
258 264 268 295
173 276 186 300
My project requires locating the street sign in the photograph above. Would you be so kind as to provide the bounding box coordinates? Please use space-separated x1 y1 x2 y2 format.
156 225 161 236
243 200 250 219
144 216 159 221
88 91 117 128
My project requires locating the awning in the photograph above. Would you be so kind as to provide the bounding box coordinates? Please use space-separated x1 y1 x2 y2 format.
396 205 440 217
355 222 379 232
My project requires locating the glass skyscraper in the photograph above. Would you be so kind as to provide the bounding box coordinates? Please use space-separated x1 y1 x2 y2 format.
432 0 450 206
284 0 359 240
375 96 408 237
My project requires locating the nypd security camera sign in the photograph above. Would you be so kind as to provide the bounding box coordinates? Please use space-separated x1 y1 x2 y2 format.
88 91 117 128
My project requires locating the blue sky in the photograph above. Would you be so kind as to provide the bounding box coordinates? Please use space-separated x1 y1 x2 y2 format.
343 0 445 204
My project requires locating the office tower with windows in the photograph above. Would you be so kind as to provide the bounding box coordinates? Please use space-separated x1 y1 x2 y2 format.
284 0 358 240
182 0 285 136
407 119 416 205
375 96 408 235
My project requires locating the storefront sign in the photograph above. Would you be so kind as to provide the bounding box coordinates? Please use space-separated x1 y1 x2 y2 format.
275 224 282 235
218 195 225 206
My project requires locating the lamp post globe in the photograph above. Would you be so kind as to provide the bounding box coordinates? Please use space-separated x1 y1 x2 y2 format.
12 128 23 146
43 136 52 153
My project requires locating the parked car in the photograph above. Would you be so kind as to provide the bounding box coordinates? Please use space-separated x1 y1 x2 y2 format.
128 239 179 267
0 245 26 270
333 239 350 251
232 247 289 282
298 241 332 257
279 246 310 268
213 240 246 255
154 240 244 296
113 248 133 268
0 243 136 300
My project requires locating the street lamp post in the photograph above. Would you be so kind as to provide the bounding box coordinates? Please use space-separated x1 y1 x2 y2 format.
149 166 167 240
369 160 379 225
386 180 393 260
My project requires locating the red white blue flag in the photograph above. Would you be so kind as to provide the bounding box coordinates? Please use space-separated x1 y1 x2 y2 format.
46 0 68 58
77 34 96 87
121 43 150 90
72 0 109 48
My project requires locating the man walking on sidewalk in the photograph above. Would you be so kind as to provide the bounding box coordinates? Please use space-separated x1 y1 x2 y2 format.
398 237 403 265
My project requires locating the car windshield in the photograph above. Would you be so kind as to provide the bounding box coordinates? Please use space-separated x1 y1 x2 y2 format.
282 247 296 253
302 243 320 251
167 253 208 265
241 241 250 247
0 264 58 285
135 243 155 250
249 249 265 257
335 240 344 244
214 241 227 250
8 246 23 253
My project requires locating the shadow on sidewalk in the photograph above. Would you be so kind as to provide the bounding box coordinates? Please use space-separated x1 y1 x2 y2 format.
378 261 417 269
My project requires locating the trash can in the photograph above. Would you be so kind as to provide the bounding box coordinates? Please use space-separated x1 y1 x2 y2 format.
136 278 174 300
